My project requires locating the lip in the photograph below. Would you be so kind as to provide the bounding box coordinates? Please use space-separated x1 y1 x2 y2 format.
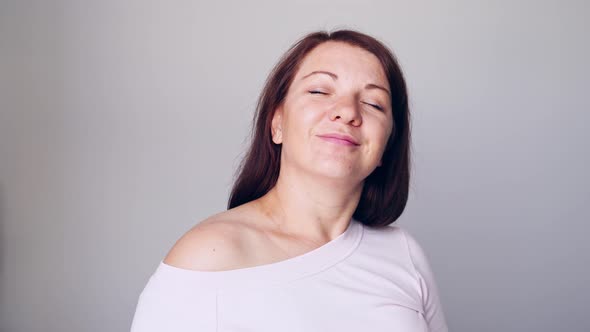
317 133 360 146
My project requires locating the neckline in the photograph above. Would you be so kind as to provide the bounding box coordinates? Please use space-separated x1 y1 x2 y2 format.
157 218 364 287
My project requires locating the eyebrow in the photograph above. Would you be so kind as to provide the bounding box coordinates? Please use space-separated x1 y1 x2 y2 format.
302 70 338 80
301 70 391 95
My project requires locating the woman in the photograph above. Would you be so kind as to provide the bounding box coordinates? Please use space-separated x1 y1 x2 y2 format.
131 29 448 332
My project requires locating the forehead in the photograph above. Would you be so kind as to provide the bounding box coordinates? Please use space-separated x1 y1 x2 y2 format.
295 41 388 86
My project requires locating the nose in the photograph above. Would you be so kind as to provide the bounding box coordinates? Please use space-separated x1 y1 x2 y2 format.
329 95 362 127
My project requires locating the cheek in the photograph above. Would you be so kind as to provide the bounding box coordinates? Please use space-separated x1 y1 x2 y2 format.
284 101 325 135
384 122 394 142
366 119 393 155
381 116 394 140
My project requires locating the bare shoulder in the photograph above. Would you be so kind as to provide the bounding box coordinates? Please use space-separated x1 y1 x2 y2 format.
163 208 261 272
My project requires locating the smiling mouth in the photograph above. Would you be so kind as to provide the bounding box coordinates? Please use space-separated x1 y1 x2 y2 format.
317 135 360 146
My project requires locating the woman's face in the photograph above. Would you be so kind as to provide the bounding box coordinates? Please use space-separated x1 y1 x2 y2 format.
271 41 393 184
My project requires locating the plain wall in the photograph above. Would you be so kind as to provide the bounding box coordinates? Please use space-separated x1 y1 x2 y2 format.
1 0 589 331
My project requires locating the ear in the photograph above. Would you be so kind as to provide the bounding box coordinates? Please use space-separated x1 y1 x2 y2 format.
271 106 283 144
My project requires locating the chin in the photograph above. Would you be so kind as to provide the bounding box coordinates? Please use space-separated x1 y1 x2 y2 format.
308 160 368 182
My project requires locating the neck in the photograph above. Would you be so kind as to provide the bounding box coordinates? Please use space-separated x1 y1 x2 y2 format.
256 165 363 243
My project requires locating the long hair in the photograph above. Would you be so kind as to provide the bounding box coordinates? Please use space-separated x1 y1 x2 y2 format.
228 29 411 228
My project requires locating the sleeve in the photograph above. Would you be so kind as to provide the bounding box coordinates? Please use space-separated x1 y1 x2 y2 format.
130 264 217 332
401 229 449 332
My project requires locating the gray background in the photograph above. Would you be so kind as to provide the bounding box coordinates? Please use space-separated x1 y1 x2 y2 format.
1 0 589 331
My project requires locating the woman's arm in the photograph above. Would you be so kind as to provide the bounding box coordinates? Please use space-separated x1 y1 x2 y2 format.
130 263 218 332
401 228 449 332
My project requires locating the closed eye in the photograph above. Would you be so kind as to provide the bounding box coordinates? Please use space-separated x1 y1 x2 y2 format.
362 101 384 111
308 90 328 95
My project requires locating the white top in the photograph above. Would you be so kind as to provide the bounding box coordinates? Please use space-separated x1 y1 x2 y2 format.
130 219 449 332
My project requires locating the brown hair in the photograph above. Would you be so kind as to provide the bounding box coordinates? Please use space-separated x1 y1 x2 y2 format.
227 29 411 228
